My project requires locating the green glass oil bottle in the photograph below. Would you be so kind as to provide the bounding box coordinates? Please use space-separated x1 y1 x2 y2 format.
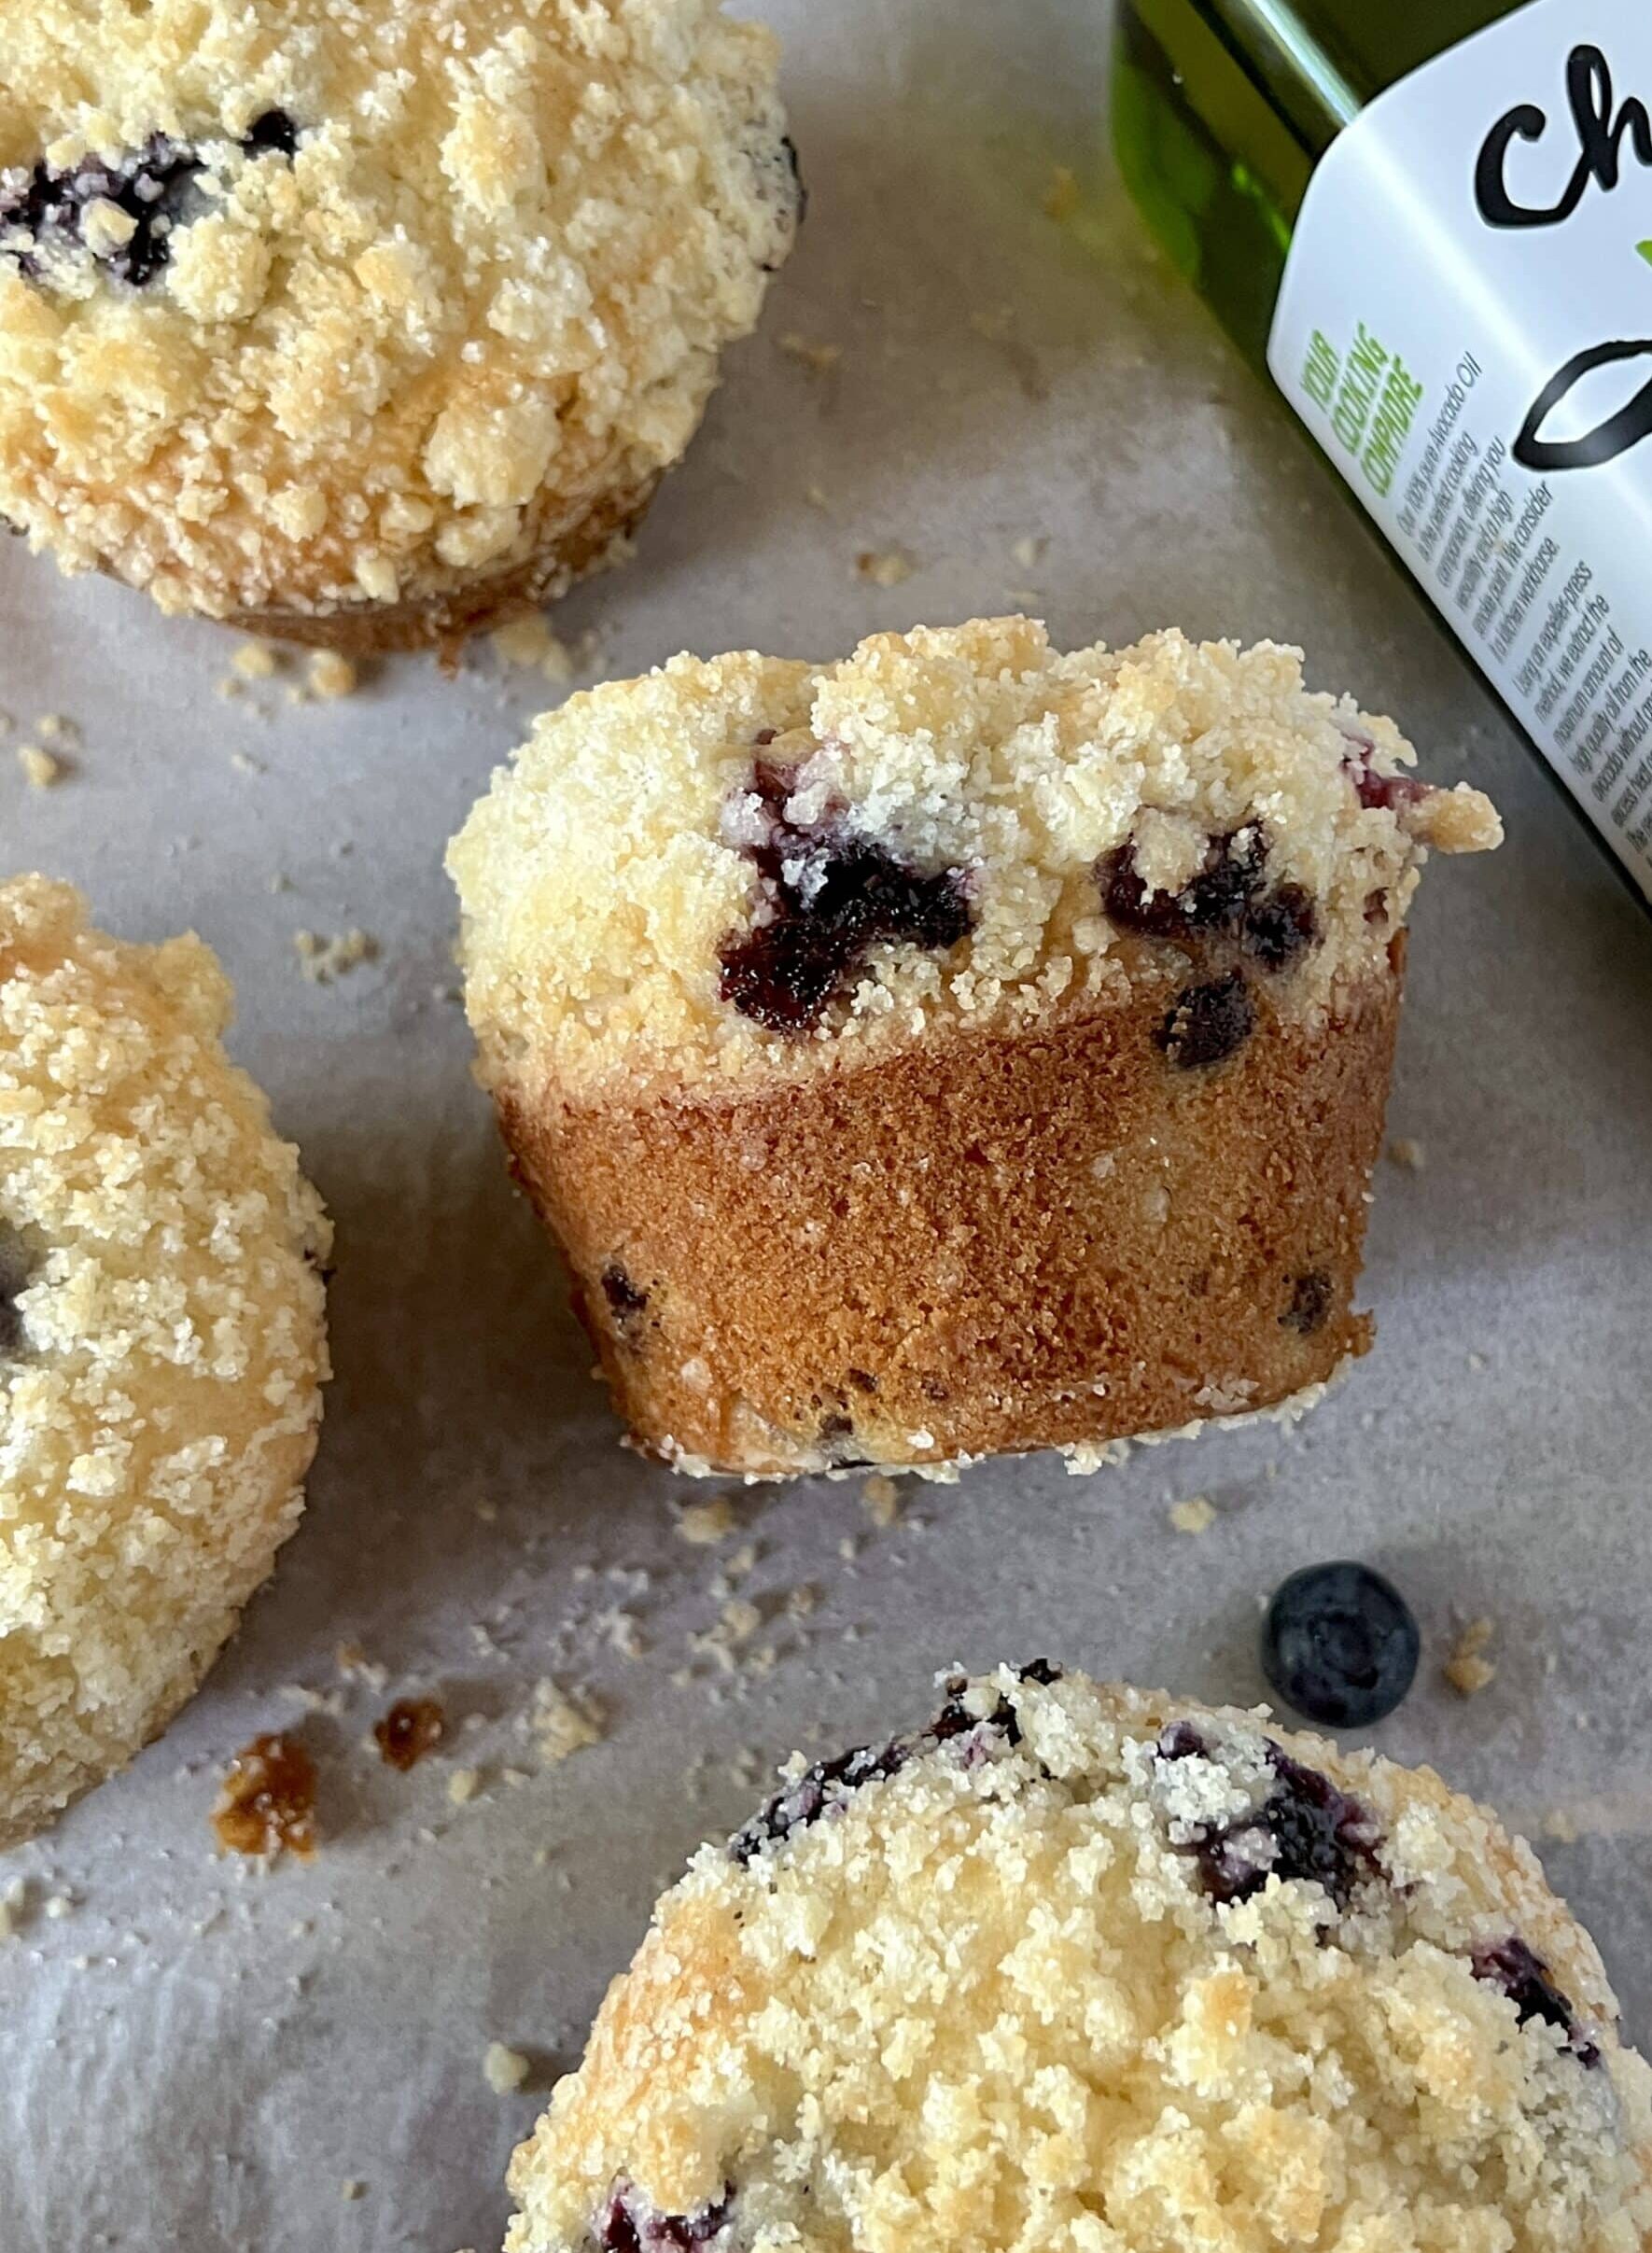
1113 0 1652 904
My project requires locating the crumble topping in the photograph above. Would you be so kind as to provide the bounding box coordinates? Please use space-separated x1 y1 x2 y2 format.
0 875 330 1844
505 1669 1649 2253
450 619 1500 1099
0 0 797 619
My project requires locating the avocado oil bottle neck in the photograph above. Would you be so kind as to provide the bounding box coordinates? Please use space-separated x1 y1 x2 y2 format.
1114 0 1522 366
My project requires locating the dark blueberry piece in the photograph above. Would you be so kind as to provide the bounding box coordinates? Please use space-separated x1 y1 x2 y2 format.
1 136 204 287
0 1228 28 1359
1472 1938 1600 2066
1281 1269 1333 1336
1155 1719 1211 1762
728 1735 911 1863
847 1366 879 1394
719 762 973 1034
1257 1749 1382 1903
731 1671 1052 1863
1162 1735 1382 1910
1016 1658 1062 1686
1099 830 1265 939
1 113 300 290
1156 971 1254 1069
817 1413 871 1469
599 2185 734 2253
1344 752 1430 814
243 109 300 159
1243 883 1318 971
600 2196 641 2253
1262 1562 1420 1730
600 1264 649 1337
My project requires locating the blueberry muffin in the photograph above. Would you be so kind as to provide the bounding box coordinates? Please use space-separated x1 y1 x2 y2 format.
0 0 800 651
0 877 330 1845
506 1662 1652 2253
448 618 1500 1478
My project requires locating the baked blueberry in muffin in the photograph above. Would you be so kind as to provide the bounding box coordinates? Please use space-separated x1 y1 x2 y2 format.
0 0 800 649
448 618 1500 1478
0 877 330 1844
505 1664 1652 2253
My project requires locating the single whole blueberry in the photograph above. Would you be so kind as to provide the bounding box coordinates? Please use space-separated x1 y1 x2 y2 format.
1262 1561 1420 1729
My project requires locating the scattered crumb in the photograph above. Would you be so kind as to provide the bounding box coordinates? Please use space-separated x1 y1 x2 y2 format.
231 638 278 681
493 614 560 676
837 1536 859 1562
373 1696 447 1771
43 1893 73 1921
1042 163 1080 220
447 1767 483 1806
861 1474 902 1529
786 1584 819 1619
1541 1808 1580 1843
720 1598 761 1644
804 483 832 512
1466 1351 1488 1373
17 745 63 788
857 547 915 588
0 1879 29 1938
212 1733 319 1862
690 1598 764 1674
483 2041 532 2094
675 1496 736 1546
718 1542 759 1588
1445 1617 1498 1699
229 749 265 777
307 651 358 701
35 712 77 745
970 303 1014 342
334 1644 390 1693
596 1606 647 1660
777 331 842 375
525 1680 603 1766
1169 1494 1217 1536
294 928 379 984
473 1497 499 1524
1010 535 1046 572
1387 1138 1427 1171
341 2180 366 2203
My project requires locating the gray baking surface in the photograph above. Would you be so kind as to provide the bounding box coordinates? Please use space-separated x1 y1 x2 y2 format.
4 3 1651 2248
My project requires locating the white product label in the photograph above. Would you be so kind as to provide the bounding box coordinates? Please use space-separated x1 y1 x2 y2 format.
1269 0 1652 898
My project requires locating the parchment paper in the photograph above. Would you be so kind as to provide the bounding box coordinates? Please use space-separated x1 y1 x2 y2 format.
3 5 1651 2247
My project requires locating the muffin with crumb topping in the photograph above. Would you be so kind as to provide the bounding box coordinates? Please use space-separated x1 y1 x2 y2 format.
0 0 800 650
448 617 1500 1479
506 1662 1652 2253
0 876 329 1845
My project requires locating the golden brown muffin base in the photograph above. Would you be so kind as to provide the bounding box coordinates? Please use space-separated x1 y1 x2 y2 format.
223 469 662 661
495 941 1406 1477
